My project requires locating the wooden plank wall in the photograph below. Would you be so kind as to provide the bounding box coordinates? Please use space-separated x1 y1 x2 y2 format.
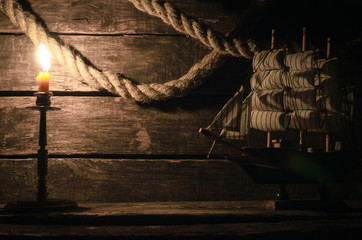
0 0 361 203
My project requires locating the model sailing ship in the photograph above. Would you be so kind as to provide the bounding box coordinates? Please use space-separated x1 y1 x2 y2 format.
200 28 359 199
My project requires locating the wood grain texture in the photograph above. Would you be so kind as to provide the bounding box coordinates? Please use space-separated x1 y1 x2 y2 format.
1 0 360 205
1 94 359 156
1 220 362 239
0 34 206 91
0 34 248 93
2 201 362 224
0 96 237 155
0 158 318 203
0 0 242 34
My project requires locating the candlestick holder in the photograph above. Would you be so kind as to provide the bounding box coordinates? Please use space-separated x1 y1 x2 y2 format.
4 92 78 212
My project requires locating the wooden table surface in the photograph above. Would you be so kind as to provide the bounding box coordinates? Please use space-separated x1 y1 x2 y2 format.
1 201 362 239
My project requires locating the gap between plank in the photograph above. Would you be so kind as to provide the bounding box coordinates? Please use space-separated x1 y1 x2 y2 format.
0 154 226 160
0 32 184 37
0 91 232 98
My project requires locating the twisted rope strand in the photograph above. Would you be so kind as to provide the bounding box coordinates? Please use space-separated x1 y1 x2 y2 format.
0 0 255 103
129 0 256 58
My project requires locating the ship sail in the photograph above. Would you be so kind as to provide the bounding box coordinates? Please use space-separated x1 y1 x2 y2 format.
206 86 250 140
204 49 353 144
249 50 290 132
200 30 358 198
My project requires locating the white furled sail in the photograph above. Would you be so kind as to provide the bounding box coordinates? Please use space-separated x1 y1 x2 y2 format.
249 50 352 133
203 47 353 145
199 32 358 187
249 50 288 132
253 51 285 71
315 58 340 81
250 70 287 90
315 58 340 95
284 88 317 110
284 51 315 70
314 58 352 133
250 111 290 131
286 70 317 88
289 110 320 130
251 89 284 111
316 92 342 113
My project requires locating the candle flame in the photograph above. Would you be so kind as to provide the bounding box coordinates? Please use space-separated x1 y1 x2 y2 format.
38 44 50 72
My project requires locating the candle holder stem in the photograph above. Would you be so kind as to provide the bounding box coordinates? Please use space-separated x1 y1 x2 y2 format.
3 92 77 212
37 109 48 201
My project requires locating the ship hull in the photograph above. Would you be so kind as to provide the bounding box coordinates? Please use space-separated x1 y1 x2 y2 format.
227 148 360 184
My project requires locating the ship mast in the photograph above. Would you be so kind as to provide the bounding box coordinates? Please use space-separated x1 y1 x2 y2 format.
326 37 331 59
271 28 275 50
298 27 307 151
302 27 307 52
325 37 331 152
266 29 276 148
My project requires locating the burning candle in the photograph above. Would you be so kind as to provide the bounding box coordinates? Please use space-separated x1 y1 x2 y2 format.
36 44 50 92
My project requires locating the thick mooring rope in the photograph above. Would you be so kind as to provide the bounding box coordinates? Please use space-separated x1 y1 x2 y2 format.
128 0 256 58
0 0 256 103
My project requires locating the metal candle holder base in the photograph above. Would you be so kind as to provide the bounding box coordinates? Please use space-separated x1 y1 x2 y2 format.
4 92 78 213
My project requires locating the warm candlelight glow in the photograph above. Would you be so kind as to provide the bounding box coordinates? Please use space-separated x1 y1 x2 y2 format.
36 44 50 92
38 44 50 72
